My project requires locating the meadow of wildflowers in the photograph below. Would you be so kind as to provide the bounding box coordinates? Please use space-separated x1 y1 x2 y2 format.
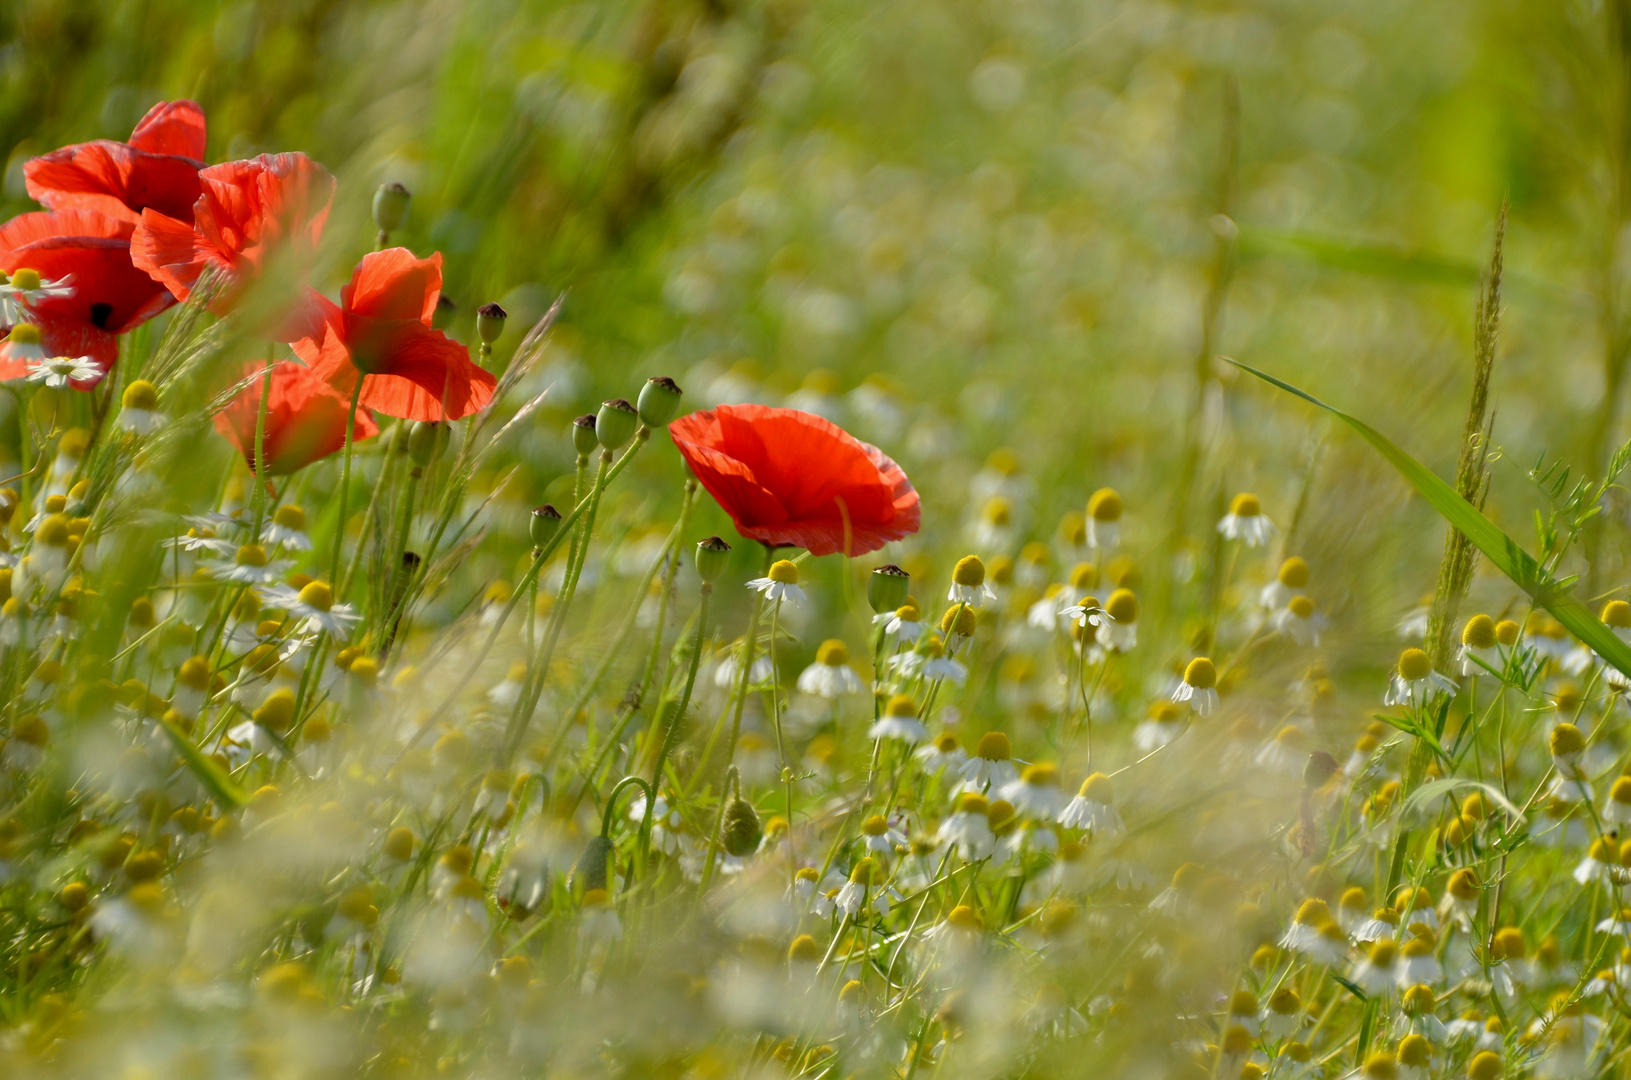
6 2 1631 1079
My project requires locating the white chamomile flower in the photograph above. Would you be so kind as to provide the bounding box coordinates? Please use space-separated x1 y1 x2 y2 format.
1261 556 1309 610
713 647 773 690
869 694 929 743
1057 772 1125 837
1086 488 1122 550
28 355 102 389
0 267 75 322
261 503 313 551
958 731 1019 789
1273 594 1324 646
1002 762 1067 819
1 324 47 378
834 858 891 917
1096 588 1139 651
746 559 806 605
859 814 908 855
1058 594 1108 632
796 639 863 698
258 579 361 641
938 793 996 861
1217 492 1276 547
914 731 965 772
947 555 996 609
1171 657 1219 716
211 543 290 585
1384 648 1458 708
1458 614 1502 676
117 380 166 434
878 600 924 640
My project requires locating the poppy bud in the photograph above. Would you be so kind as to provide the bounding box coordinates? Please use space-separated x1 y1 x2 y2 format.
433 294 456 331
408 421 449 468
572 415 599 458
722 797 763 857
596 398 640 451
636 376 684 428
372 182 412 235
476 303 507 346
696 536 732 585
530 504 562 547
568 834 612 895
869 564 910 613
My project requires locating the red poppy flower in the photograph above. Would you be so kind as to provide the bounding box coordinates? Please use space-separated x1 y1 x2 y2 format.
130 152 334 341
24 100 207 224
0 209 177 374
214 360 380 476
293 248 496 422
668 404 920 557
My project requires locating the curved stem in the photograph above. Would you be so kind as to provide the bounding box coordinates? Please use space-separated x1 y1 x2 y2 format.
601 775 653 841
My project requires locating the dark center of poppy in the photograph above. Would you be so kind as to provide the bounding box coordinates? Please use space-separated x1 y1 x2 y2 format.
89 302 114 329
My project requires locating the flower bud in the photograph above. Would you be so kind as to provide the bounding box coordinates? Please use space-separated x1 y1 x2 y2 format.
722 797 763 857
372 182 411 234
868 564 910 613
696 536 732 585
529 504 562 547
596 398 640 450
636 376 684 428
408 421 449 468
568 834 612 895
572 415 599 458
476 302 507 346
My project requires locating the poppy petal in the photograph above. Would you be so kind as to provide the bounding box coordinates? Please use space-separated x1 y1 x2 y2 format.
127 100 208 161
214 361 379 476
341 248 443 324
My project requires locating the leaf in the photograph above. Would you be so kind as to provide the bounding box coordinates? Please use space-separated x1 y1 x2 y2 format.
155 713 249 809
1228 359 1631 683
1370 713 1446 762
1329 973 1368 1001
1401 776 1525 823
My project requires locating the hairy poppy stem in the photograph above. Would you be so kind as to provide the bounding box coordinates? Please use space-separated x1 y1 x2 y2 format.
330 377 365 585
249 359 273 539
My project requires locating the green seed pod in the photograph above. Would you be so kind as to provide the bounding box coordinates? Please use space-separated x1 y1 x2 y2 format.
695 536 732 586
568 834 612 896
476 302 507 346
722 797 763 858
408 421 450 468
636 376 684 428
529 504 562 547
572 415 598 458
868 564 910 614
372 182 412 234
595 398 640 451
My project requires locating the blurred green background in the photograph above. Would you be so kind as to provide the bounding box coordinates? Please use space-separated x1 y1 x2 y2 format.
4 0 1628 635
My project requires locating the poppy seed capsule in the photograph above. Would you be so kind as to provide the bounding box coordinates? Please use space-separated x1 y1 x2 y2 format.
596 399 640 451
372 182 411 234
475 302 507 346
695 536 732 584
636 376 684 428
569 835 612 895
529 505 562 547
722 797 763 857
572 415 599 458
868 564 910 613
408 421 449 468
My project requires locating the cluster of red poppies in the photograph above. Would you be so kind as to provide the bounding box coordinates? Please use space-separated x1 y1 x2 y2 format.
0 99 495 474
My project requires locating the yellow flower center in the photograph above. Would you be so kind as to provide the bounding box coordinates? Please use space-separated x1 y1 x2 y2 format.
10 268 42 291
1183 657 1217 689
122 380 159 412
1088 487 1123 522
297 581 335 612
885 694 917 718
1288 595 1315 619
1550 722 1585 758
1020 762 1058 786
1277 556 1309 587
273 504 307 531
1079 771 1113 803
952 555 986 587
1229 492 1262 517
235 544 268 567
862 815 889 837
1462 614 1497 648
975 731 1011 761
1398 648 1431 681
767 560 799 585
1105 588 1138 622
815 639 848 666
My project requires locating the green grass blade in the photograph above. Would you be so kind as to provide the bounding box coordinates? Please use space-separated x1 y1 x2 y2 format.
155 714 249 809
1228 358 1631 682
